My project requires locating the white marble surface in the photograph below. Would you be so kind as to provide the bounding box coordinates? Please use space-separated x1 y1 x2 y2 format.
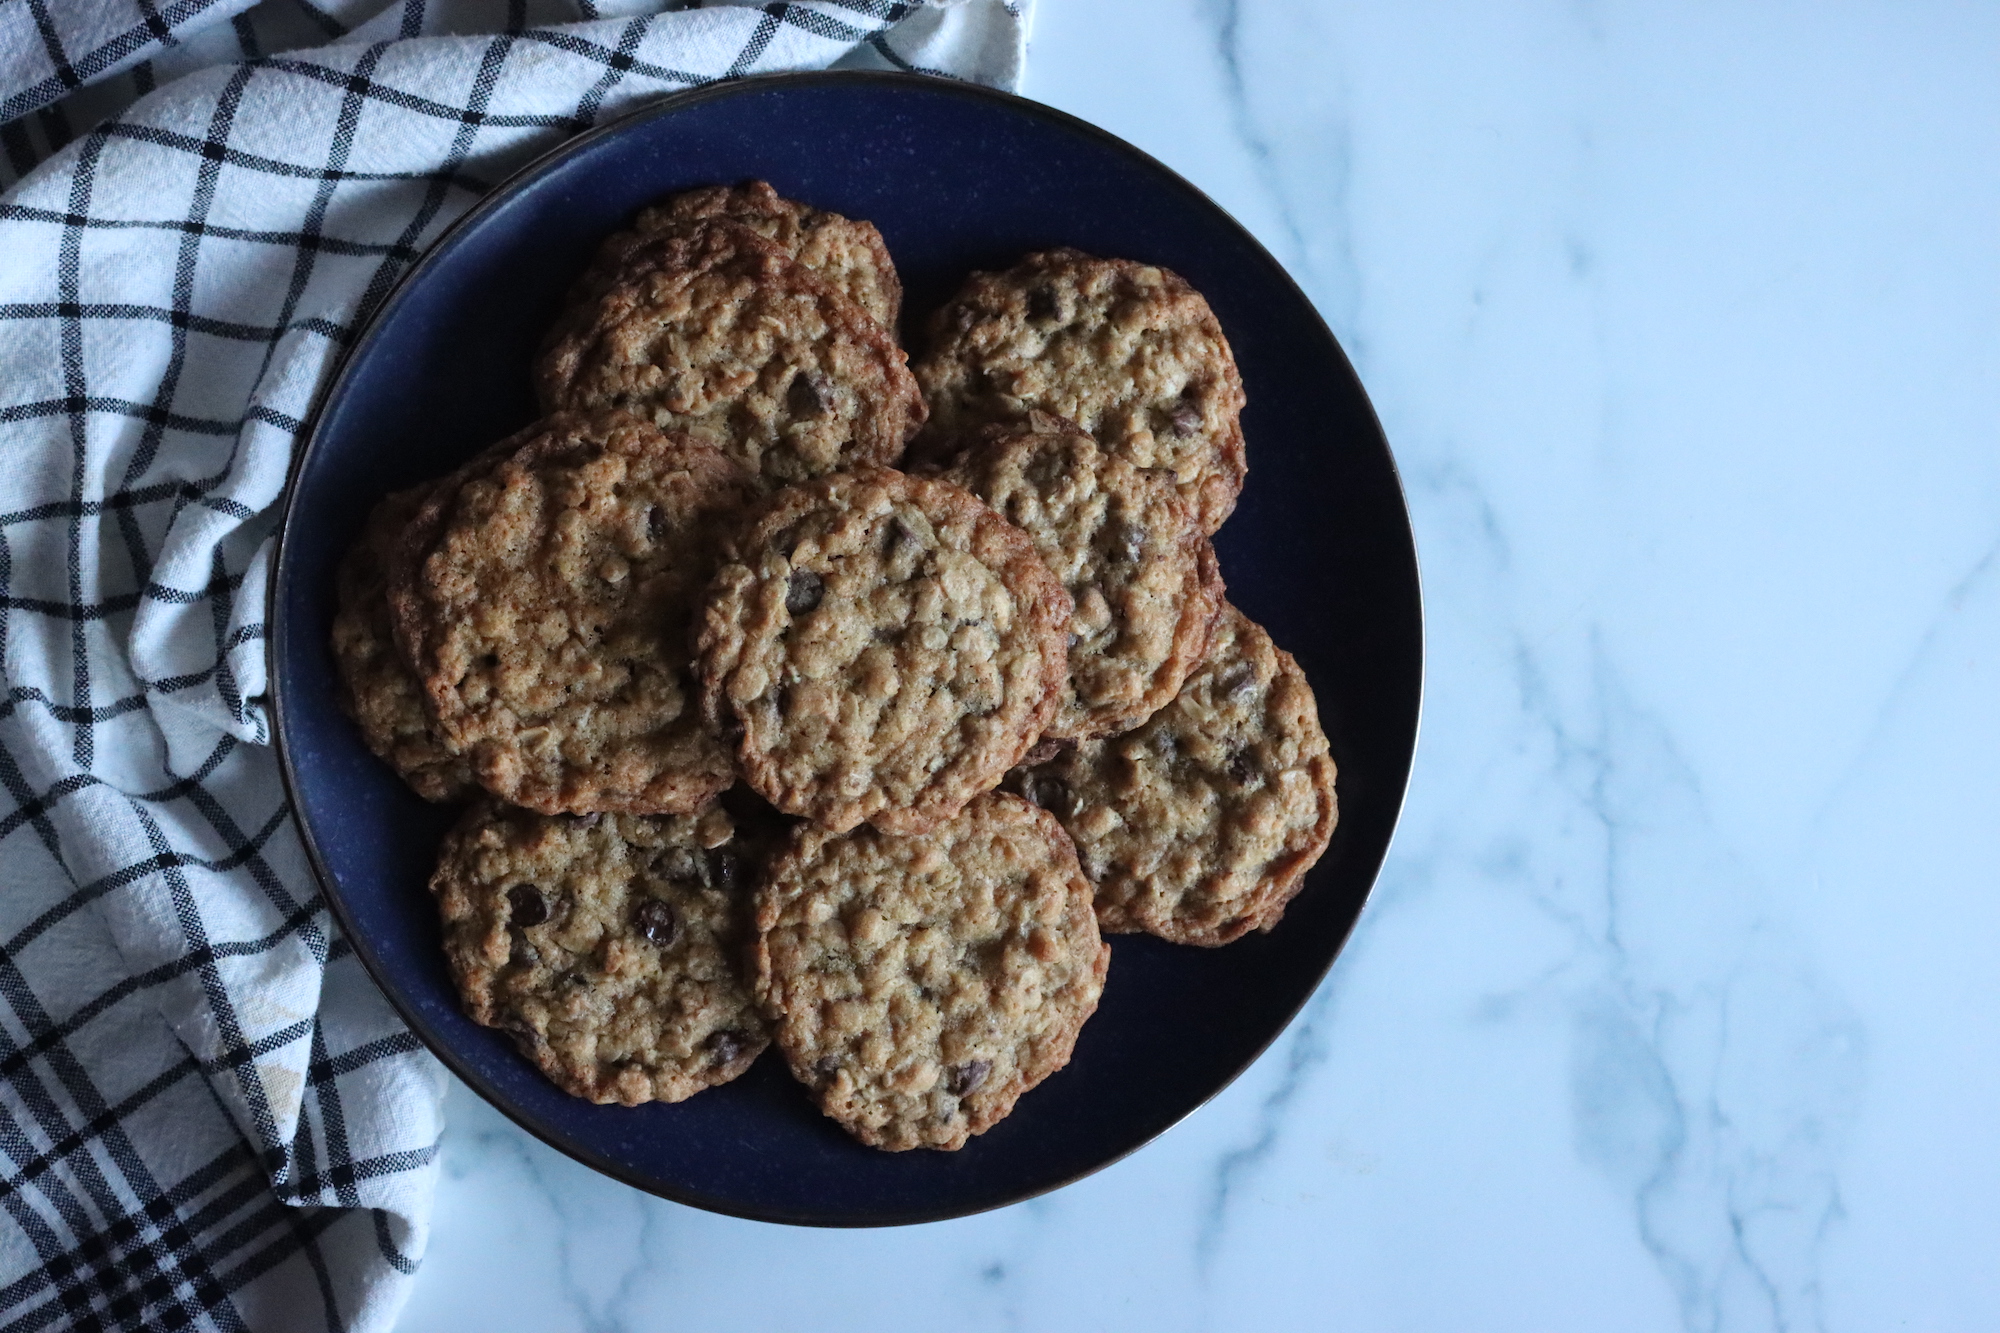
396 4 2000 1328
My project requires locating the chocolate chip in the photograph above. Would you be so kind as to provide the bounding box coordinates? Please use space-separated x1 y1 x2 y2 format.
883 518 916 557
1019 737 1073 768
509 940 539 967
706 1030 748 1066
1218 663 1258 703
566 812 601 830
946 1060 991 1096
785 568 824 615
507 884 547 928
1027 286 1059 321
1109 520 1146 564
1023 773 1077 819
1169 403 1202 437
787 372 826 418
1227 750 1257 784
706 848 743 894
647 506 666 542
633 898 678 946
812 1055 841 1079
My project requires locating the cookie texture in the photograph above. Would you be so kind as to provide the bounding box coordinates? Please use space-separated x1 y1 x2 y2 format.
536 219 923 487
753 793 1109 1151
330 483 472 802
698 467 1071 835
941 410 1224 739
568 180 901 331
390 411 757 815
914 249 1247 533
1013 604 1336 946
435 800 770 1105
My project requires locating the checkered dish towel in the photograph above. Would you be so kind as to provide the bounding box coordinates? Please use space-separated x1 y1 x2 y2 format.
0 2 1027 1329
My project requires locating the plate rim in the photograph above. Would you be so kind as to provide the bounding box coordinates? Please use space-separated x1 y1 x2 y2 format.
267 68 1425 1229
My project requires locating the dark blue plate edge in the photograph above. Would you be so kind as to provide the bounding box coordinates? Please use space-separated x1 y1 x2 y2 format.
266 69 1426 1229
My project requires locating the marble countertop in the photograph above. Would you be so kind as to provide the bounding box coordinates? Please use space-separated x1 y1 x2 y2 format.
396 4 2000 1328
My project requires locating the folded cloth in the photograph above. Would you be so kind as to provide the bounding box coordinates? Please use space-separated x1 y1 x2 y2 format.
0 2 1028 1328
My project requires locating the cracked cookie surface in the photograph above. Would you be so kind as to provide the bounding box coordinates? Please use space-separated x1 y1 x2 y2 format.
390 411 756 815
1012 603 1337 945
435 800 770 1105
753 793 1108 1151
331 482 473 802
941 411 1223 739
914 248 1246 533
697 467 1071 835
536 219 923 487
566 180 901 331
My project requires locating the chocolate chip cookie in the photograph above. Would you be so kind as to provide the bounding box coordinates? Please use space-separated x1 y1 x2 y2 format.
1013 604 1336 945
536 219 924 487
330 483 472 802
568 180 901 331
940 410 1224 739
753 792 1108 1150
390 411 757 815
435 799 769 1105
914 249 1247 533
697 466 1071 835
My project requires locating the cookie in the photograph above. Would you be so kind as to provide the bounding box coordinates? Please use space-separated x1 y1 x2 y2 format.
753 792 1109 1151
697 466 1071 835
330 483 473 802
1012 604 1336 946
390 411 757 815
914 249 1248 533
940 410 1224 739
535 219 924 487
434 799 770 1105
568 180 901 331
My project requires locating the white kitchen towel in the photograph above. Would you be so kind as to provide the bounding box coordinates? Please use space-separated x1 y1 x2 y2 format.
0 2 1028 1329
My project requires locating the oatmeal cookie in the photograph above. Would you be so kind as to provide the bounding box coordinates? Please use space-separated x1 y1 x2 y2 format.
1012 603 1336 945
697 467 1071 834
330 483 472 802
435 799 769 1105
536 219 923 486
390 411 757 815
753 793 1108 1151
941 410 1224 739
914 249 1247 533
567 180 900 331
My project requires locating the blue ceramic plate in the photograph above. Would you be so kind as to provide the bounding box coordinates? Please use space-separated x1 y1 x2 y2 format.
270 72 1421 1227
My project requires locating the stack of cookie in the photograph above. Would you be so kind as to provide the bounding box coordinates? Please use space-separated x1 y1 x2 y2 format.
329 183 1335 1153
